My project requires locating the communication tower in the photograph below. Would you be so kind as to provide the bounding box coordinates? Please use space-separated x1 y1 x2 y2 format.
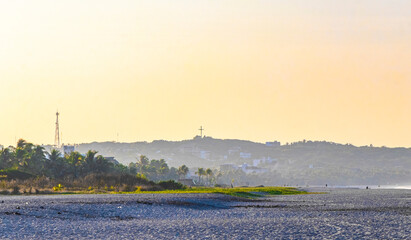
55 111 60 147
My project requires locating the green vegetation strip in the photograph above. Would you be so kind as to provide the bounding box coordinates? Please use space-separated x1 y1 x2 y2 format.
117 187 308 198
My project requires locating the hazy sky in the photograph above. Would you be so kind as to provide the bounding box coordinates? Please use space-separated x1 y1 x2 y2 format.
0 0 410 147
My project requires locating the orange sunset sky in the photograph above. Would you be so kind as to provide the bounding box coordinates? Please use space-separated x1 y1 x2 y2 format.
0 1 410 147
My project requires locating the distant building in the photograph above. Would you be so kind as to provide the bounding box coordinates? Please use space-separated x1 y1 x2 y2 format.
220 163 238 172
228 147 241 155
62 145 75 155
179 146 194 154
187 169 197 178
178 179 195 187
253 159 261 166
266 141 281 147
239 152 252 159
239 163 269 174
105 157 119 165
244 166 268 174
199 150 211 160
264 157 276 164
255 157 277 164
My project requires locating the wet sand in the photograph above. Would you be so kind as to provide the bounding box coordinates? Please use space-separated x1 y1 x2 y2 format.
0 188 409 239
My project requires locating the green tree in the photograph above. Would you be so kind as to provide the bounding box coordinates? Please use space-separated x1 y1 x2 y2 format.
205 168 213 185
81 150 97 176
16 139 27 149
47 149 65 178
65 151 83 178
177 165 189 179
214 170 223 185
95 155 112 173
137 155 149 174
0 148 13 169
15 139 30 169
195 168 205 184
128 162 138 175
28 145 46 175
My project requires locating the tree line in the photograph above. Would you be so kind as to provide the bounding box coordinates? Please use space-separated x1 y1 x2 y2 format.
0 139 126 179
0 139 188 192
0 139 246 191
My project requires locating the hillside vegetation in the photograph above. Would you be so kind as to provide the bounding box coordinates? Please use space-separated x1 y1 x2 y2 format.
0 139 183 194
73 137 411 186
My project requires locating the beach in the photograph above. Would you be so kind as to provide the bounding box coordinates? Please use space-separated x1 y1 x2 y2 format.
0 188 409 239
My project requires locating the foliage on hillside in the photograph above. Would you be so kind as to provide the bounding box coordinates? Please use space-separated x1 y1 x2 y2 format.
76 138 411 186
128 155 178 182
0 139 182 194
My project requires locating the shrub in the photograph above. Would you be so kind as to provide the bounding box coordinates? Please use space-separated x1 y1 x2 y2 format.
0 169 33 180
11 186 20 194
140 185 162 191
80 173 154 189
53 184 64 192
158 180 185 190
136 173 147 180
0 190 9 195
120 184 134 192
31 176 54 189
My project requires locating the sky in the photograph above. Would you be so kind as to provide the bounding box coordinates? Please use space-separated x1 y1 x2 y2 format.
0 0 410 147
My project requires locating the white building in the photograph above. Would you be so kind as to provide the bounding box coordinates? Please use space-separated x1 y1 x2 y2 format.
266 141 281 147
219 163 238 172
239 163 269 174
199 150 211 160
239 152 252 159
253 159 261 166
253 157 277 165
62 145 75 155
228 147 241 155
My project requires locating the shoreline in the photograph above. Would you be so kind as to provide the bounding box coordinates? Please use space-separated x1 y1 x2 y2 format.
0 186 309 198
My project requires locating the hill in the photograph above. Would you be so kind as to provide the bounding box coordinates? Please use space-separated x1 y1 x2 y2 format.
73 137 411 186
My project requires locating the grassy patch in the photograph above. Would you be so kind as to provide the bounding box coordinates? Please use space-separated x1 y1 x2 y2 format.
116 186 308 198
1 186 311 197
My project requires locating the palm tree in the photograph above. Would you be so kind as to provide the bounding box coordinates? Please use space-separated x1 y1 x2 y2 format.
157 159 169 175
15 140 32 170
214 171 223 185
205 168 213 185
29 145 46 175
16 139 27 149
66 151 83 178
95 155 110 173
178 165 189 179
128 162 137 174
82 150 97 176
195 168 205 184
47 149 63 178
48 149 61 162
0 148 13 169
138 155 149 174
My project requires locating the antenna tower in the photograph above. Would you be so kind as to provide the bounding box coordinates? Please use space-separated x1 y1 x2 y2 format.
55 111 60 147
